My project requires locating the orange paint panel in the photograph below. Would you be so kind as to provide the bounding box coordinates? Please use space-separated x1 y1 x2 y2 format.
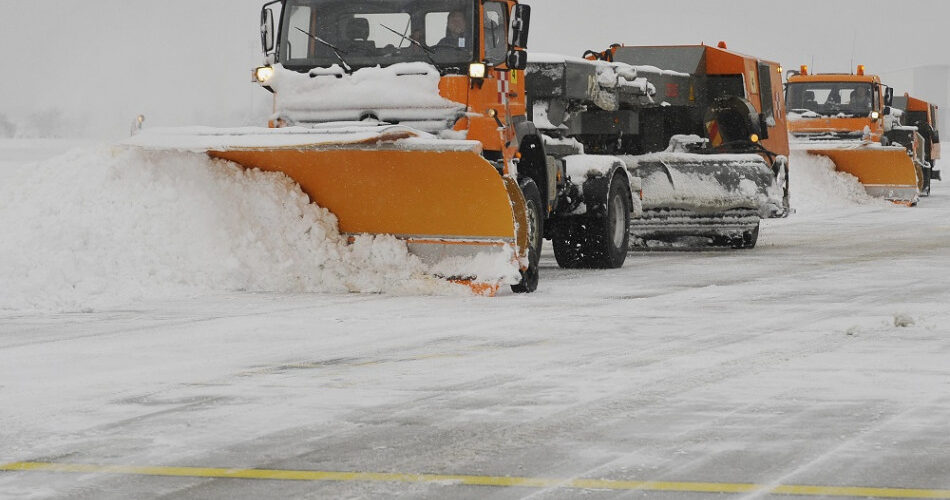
904 95 930 113
789 117 883 141
439 76 470 108
788 74 880 84
763 61 790 157
704 46 747 76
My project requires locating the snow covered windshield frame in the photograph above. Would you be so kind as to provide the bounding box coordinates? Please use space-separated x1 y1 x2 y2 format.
278 0 477 72
787 82 878 118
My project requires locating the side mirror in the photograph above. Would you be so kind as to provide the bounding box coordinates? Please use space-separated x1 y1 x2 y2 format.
261 7 275 54
510 4 531 49
507 49 528 71
884 86 894 107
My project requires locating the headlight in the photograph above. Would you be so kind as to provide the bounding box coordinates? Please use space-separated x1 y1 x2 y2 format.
871 111 881 120
750 134 760 143
469 63 487 79
254 66 275 84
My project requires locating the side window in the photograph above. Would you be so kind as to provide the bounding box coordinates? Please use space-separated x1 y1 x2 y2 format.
757 63 774 120
483 2 508 64
284 5 313 60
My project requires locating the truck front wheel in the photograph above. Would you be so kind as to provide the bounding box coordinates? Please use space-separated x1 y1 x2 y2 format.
553 174 631 269
511 178 542 293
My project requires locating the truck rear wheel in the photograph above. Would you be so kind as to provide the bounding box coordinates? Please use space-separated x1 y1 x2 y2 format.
553 174 631 269
511 178 542 294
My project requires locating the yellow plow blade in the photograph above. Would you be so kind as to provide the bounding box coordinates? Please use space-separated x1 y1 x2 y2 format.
807 146 921 204
126 126 528 290
209 146 528 285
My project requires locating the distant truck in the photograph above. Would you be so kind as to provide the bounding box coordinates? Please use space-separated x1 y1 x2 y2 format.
786 65 933 205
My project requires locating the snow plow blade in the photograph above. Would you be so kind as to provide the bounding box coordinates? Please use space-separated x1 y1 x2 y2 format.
129 127 527 290
623 154 782 249
805 146 920 205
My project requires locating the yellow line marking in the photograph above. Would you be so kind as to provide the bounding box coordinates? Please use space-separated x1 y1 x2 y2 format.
2 462 950 498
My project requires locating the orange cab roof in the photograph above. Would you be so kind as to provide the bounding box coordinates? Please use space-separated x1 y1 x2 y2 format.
618 43 780 67
788 73 880 84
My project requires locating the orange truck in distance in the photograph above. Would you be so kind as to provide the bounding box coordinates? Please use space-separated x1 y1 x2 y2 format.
786 65 928 205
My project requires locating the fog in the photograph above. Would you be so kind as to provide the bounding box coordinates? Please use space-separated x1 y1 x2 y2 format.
3 0 948 139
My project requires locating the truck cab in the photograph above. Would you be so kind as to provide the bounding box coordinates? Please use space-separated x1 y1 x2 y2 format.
256 0 530 169
786 66 892 142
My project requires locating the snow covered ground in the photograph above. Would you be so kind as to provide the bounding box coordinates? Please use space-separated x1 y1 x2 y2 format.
1 142 950 499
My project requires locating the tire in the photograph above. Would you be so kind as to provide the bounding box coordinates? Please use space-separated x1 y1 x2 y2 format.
552 173 631 269
552 218 590 269
511 178 542 294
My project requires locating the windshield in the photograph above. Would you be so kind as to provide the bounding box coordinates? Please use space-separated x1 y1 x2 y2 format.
787 82 877 118
279 0 475 71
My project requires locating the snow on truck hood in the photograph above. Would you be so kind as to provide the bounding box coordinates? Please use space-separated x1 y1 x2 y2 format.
268 63 467 134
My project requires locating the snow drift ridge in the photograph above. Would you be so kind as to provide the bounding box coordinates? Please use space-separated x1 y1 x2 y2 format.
0 147 463 312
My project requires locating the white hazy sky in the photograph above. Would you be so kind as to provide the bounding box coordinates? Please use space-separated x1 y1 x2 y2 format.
3 0 949 138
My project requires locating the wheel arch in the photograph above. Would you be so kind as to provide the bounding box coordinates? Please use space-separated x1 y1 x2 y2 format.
516 131 553 216
578 160 633 217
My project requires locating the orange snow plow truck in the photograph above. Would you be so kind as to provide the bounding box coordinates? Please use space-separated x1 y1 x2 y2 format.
786 66 936 204
129 0 648 294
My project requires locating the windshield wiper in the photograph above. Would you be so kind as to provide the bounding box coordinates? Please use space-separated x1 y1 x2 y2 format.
295 27 352 72
379 23 437 66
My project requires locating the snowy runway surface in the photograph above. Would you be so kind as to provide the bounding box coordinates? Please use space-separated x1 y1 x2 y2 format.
2 142 950 499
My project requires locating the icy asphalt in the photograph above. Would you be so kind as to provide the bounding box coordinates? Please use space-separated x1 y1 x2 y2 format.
2 144 950 499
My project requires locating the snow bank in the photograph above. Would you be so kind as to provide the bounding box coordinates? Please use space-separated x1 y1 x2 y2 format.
788 151 888 213
0 147 467 312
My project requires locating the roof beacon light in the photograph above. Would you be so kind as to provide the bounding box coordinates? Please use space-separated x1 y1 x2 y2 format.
857 65 866 76
800 65 809 76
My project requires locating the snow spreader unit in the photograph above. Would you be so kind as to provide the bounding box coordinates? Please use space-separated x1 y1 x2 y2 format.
786 66 927 205
530 43 789 249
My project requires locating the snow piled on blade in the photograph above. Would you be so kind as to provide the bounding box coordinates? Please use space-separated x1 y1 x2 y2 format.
0 147 467 312
789 151 889 213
